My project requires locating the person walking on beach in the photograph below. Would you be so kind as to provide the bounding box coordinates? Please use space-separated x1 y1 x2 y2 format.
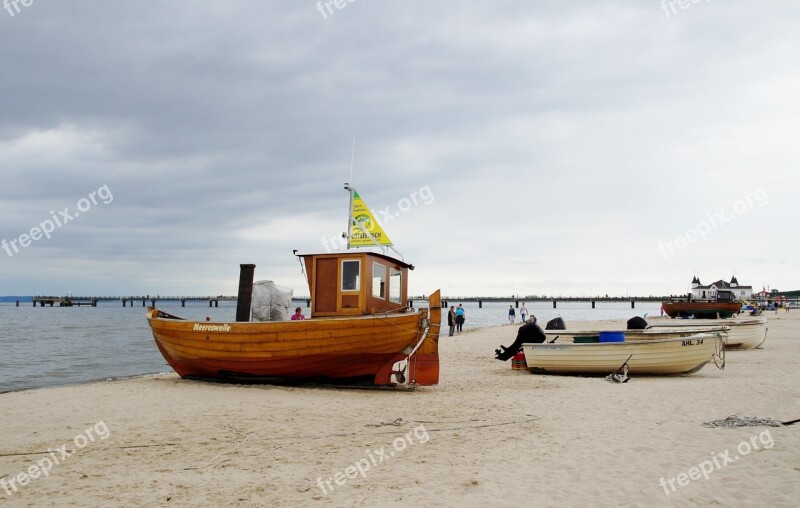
455 304 465 333
520 303 528 323
508 305 516 324
447 306 456 336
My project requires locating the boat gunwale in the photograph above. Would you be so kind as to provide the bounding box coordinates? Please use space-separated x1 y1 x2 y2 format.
646 317 766 328
545 327 729 336
147 307 422 326
531 333 724 347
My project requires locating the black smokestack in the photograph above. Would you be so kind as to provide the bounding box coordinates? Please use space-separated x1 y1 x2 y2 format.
236 264 256 322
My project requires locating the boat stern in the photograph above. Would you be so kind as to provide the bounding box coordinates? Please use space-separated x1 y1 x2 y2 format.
374 290 441 387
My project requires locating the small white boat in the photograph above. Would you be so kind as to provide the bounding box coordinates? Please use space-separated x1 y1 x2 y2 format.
545 327 729 343
645 316 767 350
522 334 725 375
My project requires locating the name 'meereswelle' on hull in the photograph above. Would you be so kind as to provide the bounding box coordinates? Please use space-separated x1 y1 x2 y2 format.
192 323 232 332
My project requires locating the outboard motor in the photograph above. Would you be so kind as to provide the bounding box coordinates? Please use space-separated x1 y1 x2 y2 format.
545 317 566 330
495 321 546 361
627 316 648 330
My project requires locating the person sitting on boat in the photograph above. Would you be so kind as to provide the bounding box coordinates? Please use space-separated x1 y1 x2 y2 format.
291 307 305 320
495 316 546 361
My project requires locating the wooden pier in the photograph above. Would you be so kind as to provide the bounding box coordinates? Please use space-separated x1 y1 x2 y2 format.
416 295 800 311
30 295 313 308
415 295 666 309
27 294 798 311
31 296 237 308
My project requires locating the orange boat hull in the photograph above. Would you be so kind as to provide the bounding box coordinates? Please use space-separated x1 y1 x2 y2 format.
662 301 741 318
148 291 441 387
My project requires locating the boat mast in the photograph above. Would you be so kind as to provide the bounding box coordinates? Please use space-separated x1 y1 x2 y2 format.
344 135 356 250
344 182 354 250
342 135 400 258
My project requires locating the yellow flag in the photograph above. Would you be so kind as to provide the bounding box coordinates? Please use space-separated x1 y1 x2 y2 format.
349 190 393 247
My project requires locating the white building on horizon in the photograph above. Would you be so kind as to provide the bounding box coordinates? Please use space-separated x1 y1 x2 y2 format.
691 276 753 301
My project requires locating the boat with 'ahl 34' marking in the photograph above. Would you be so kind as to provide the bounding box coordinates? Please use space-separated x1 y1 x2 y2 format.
521 333 725 376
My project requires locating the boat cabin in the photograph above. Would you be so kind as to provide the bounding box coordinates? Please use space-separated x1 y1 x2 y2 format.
300 252 412 317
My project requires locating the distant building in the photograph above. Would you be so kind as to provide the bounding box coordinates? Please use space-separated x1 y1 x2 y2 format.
691 276 752 301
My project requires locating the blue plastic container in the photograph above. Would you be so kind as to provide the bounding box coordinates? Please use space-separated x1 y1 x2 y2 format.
598 331 625 343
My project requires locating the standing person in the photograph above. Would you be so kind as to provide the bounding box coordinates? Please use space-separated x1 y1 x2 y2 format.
455 304 465 333
508 305 516 324
520 303 528 323
447 306 456 337
291 307 305 320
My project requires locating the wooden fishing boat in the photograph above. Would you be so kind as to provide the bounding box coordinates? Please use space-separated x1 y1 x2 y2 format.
661 299 741 318
645 316 767 350
521 334 725 375
147 186 440 387
148 252 440 387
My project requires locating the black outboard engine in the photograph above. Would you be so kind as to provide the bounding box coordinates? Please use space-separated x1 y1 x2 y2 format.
495 321 546 361
545 317 566 330
627 316 648 330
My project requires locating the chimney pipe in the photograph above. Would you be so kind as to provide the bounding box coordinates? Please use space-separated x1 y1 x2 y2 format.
236 264 256 322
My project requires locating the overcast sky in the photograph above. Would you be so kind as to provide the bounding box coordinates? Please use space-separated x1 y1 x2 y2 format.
1 1 798 298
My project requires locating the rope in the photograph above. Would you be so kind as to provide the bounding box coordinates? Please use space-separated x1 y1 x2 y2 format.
404 324 431 387
356 416 542 434
296 255 308 285
703 415 785 428
374 314 424 332
713 333 726 370
0 442 180 458
365 418 405 427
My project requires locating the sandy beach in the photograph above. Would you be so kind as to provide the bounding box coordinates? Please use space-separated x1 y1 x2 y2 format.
2 312 798 507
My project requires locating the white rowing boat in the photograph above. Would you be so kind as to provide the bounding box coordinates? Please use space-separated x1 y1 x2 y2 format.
645 316 767 350
521 334 725 375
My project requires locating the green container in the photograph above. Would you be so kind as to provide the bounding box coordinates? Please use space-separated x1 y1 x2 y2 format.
574 336 599 343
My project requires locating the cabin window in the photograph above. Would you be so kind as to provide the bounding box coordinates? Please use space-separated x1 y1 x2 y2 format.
389 267 402 303
341 260 360 291
372 263 386 299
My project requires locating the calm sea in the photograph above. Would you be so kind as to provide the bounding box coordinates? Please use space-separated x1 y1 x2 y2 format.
0 299 661 393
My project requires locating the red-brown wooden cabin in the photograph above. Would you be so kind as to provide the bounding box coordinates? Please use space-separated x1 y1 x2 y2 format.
300 252 412 318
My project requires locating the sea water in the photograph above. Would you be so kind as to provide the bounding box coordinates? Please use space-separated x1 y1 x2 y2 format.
0 299 661 393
